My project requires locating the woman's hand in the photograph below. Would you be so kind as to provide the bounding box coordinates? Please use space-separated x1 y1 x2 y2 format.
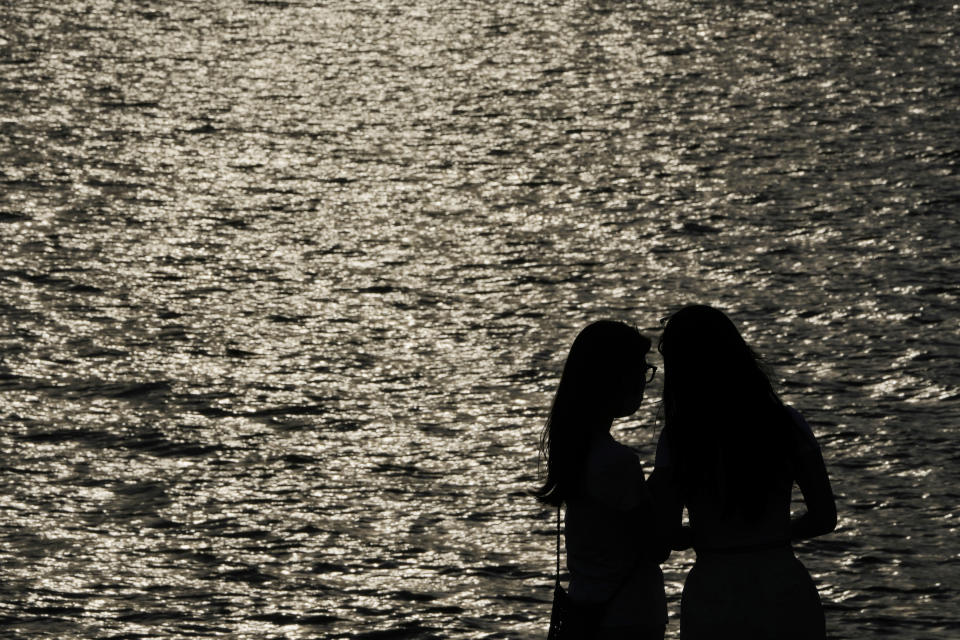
790 448 837 540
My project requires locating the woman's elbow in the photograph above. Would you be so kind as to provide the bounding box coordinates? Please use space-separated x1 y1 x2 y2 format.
824 506 837 533
815 503 837 535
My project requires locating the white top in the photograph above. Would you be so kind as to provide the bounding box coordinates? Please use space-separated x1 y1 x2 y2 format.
565 432 667 627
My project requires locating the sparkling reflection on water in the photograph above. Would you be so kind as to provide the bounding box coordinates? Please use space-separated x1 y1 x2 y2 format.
1 0 958 638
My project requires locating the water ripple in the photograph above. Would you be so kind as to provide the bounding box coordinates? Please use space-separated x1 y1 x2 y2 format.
1 0 959 638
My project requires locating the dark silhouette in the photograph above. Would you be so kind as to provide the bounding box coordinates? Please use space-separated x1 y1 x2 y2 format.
651 305 837 639
537 320 668 640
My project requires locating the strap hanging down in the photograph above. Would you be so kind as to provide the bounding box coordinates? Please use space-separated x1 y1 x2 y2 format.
555 504 561 587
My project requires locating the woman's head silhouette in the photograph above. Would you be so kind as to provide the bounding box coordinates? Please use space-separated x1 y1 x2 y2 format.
659 304 790 518
659 304 769 402
535 320 651 506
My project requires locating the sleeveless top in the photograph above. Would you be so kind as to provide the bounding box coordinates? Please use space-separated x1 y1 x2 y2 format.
654 406 821 551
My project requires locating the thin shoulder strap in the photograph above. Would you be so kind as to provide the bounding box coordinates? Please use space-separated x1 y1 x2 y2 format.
555 504 561 587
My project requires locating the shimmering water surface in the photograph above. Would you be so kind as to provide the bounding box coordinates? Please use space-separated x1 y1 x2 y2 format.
2 1 959 638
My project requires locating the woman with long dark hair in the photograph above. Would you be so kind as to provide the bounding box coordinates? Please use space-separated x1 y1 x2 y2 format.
654 305 836 639
536 320 668 640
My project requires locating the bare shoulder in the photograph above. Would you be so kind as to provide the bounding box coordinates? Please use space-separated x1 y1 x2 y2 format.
785 405 820 452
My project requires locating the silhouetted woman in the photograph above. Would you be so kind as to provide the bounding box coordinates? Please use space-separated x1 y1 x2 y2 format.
536 320 668 640
653 305 836 639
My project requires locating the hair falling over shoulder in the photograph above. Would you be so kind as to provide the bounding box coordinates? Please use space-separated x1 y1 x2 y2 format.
534 320 651 507
659 305 794 519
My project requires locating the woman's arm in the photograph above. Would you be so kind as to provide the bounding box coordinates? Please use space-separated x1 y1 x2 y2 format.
617 466 668 564
790 447 837 540
647 426 690 552
647 468 689 553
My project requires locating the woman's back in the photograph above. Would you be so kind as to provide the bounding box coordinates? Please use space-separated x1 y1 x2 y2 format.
658 408 828 640
668 407 819 552
684 474 792 551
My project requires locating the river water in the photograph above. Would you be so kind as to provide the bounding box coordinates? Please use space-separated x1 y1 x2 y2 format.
1 0 958 638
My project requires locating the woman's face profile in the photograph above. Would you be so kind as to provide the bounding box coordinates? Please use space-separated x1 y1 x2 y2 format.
615 360 648 418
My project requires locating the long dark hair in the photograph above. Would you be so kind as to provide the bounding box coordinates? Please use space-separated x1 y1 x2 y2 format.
660 305 792 520
534 320 651 507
